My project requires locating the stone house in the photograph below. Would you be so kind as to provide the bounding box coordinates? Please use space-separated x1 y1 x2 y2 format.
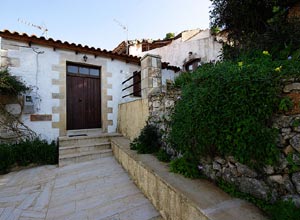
0 30 179 142
113 29 223 72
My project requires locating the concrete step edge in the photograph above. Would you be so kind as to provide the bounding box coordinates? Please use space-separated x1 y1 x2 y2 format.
59 133 122 142
59 149 112 160
59 142 111 150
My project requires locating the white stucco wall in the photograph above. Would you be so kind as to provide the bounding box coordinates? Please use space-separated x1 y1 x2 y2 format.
1 37 140 141
128 43 142 57
106 60 140 132
4 40 60 141
162 69 179 85
141 35 222 68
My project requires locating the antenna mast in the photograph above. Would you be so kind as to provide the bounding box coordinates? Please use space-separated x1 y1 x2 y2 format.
113 19 129 54
18 18 48 38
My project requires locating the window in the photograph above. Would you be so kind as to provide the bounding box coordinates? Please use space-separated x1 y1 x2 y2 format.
133 71 141 97
67 65 78 74
184 58 201 72
67 63 100 77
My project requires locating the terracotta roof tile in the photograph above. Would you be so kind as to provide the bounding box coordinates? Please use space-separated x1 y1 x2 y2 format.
0 30 140 64
0 30 181 72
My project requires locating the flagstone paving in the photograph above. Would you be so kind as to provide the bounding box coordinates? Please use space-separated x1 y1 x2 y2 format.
0 156 161 220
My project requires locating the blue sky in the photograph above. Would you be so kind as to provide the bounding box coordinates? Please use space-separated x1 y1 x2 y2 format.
0 0 212 50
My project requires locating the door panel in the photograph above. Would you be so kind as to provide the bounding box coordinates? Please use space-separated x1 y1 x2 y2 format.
67 64 101 130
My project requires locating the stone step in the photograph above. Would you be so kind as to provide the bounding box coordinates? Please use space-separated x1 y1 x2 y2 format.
59 133 122 148
59 142 111 157
59 149 113 167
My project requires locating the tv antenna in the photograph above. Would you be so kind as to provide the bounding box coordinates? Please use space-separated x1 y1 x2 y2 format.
113 18 129 54
18 18 48 38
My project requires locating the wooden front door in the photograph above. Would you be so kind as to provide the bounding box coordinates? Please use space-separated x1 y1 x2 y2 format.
67 63 101 130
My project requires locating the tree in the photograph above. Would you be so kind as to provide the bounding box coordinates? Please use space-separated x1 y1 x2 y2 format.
210 0 300 59
164 32 175 40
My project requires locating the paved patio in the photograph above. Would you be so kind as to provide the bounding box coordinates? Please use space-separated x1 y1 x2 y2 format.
0 156 161 220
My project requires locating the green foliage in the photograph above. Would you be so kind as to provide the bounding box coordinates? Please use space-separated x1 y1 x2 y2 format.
210 0 300 59
0 69 28 95
286 153 300 173
0 138 58 174
279 97 294 112
156 148 172 162
169 53 300 171
170 154 200 178
0 143 14 173
174 72 193 88
217 179 300 220
164 32 175 40
130 123 161 154
292 119 300 127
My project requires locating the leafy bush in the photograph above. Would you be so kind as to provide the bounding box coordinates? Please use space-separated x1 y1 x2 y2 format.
0 138 57 174
0 69 28 95
278 96 294 112
130 123 161 154
210 1 300 60
170 154 201 178
169 52 300 169
156 148 172 162
0 143 14 173
174 72 193 88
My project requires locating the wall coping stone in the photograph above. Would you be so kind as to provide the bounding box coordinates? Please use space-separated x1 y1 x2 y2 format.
111 136 267 220
141 53 162 61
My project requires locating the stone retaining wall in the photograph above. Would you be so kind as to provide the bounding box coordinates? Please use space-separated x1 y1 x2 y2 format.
111 136 267 220
147 81 300 206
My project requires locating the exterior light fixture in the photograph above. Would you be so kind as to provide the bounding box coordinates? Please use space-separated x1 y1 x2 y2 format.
83 55 88 62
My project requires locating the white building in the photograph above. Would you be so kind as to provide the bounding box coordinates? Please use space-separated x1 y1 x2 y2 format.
113 29 223 72
0 30 178 141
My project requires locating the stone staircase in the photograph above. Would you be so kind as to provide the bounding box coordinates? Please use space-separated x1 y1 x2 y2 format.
58 133 122 166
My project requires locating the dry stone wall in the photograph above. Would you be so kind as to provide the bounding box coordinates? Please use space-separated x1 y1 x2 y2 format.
148 81 300 207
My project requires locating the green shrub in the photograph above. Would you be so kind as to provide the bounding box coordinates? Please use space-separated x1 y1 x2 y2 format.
169 52 300 171
156 148 172 162
170 154 200 178
174 72 193 88
0 138 57 174
130 123 161 154
0 143 14 173
278 96 293 112
0 69 28 95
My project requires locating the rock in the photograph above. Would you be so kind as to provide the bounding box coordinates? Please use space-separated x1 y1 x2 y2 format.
283 83 300 93
276 135 286 148
239 177 269 200
293 154 300 164
214 156 226 165
222 167 235 183
277 155 289 171
292 172 300 194
273 115 292 128
283 145 295 156
283 176 296 194
282 195 300 208
165 100 174 108
236 163 258 178
281 128 292 134
152 100 161 108
202 164 213 177
293 125 300 133
290 134 300 153
263 165 275 175
212 161 222 171
226 156 236 163
268 175 284 185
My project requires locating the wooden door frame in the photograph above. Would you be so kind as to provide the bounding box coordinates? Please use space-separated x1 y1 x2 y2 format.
66 62 102 130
